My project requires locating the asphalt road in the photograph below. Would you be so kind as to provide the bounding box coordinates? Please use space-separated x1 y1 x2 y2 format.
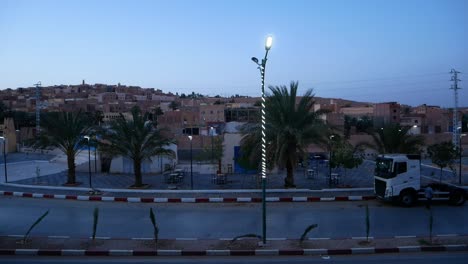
1 252 468 264
1 197 467 239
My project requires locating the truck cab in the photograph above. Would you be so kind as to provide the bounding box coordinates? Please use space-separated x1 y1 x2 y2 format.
374 154 421 205
374 154 466 206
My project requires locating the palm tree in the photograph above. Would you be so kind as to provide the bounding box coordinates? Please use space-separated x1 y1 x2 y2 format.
101 106 174 187
367 123 424 154
240 81 328 188
35 111 93 185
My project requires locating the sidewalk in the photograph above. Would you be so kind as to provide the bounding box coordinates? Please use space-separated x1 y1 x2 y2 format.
1 235 467 257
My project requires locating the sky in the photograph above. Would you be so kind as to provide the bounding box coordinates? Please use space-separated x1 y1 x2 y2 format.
0 0 467 107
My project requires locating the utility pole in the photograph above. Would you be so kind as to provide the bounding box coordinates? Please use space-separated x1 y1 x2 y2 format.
34 82 42 138
450 69 461 149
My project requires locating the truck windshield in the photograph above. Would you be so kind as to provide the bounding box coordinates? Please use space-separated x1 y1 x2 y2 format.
375 158 394 179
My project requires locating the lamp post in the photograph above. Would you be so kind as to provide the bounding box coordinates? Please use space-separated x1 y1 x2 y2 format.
188 135 193 190
252 35 273 245
329 135 335 188
94 146 97 173
210 127 215 163
0 137 7 183
84 136 92 192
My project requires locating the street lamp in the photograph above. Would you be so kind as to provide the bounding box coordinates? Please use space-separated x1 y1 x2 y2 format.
329 135 335 188
0 137 7 183
188 135 193 190
252 35 272 245
209 127 215 163
84 136 95 194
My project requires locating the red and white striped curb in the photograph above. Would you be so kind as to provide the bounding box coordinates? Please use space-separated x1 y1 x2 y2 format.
0 245 466 256
0 191 376 203
5 234 465 241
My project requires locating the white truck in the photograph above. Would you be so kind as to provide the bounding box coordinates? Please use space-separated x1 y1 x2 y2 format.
374 154 466 206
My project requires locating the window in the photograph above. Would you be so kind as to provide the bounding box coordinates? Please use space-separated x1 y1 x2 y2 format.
394 162 407 175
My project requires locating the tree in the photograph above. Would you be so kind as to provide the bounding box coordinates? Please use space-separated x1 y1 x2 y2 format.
427 141 459 182
34 111 93 184
100 106 175 187
196 136 224 173
240 81 328 188
365 123 424 154
169 101 179 110
330 137 363 178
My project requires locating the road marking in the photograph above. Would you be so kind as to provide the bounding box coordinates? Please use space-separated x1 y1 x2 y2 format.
308 237 331 240
237 197 252 202
48 236 70 239
436 234 458 237
395 235 417 238
181 198 196 203
320 197 335 201
267 238 287 241
131 237 153 240
175 238 198 241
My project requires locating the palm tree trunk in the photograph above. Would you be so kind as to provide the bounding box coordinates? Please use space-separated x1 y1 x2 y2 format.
134 159 143 187
66 152 76 184
284 159 295 188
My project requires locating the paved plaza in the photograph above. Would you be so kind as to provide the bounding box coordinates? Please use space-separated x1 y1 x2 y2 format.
1 153 467 194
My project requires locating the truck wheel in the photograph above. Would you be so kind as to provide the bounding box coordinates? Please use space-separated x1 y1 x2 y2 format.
399 191 415 207
449 191 466 206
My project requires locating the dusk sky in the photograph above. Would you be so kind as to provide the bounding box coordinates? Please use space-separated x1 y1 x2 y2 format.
1 0 467 107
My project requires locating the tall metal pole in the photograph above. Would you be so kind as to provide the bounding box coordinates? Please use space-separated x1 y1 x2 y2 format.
210 127 214 163
450 69 461 149
1 138 7 183
190 137 193 190
94 147 97 173
88 140 92 189
252 36 272 245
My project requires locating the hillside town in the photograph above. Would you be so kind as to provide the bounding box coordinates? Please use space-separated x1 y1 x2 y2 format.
1 81 467 174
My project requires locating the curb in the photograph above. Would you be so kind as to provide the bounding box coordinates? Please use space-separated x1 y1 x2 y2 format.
0 191 376 203
5 234 466 241
1 245 466 256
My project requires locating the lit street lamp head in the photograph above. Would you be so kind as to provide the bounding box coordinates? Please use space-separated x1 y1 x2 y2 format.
84 136 90 141
265 36 273 50
188 135 193 141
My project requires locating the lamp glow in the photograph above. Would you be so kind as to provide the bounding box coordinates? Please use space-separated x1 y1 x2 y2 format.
265 36 273 50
